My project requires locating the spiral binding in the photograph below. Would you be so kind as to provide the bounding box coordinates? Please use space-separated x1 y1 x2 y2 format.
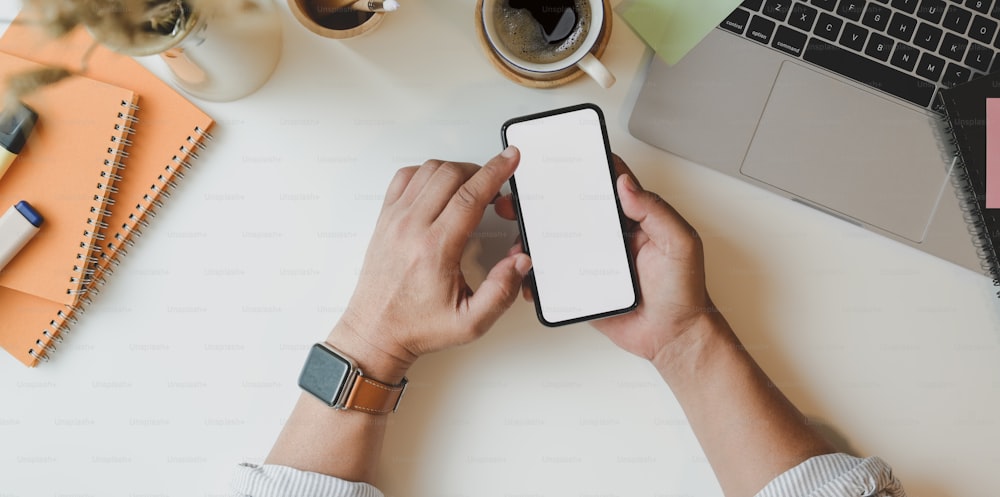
936 95 1000 297
28 124 213 363
28 100 137 362
61 99 134 306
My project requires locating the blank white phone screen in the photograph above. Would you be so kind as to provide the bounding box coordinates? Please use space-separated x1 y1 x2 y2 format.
505 107 636 325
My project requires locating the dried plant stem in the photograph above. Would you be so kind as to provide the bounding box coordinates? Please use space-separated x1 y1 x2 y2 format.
4 67 74 109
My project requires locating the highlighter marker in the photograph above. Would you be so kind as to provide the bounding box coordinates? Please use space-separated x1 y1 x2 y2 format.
0 102 38 180
0 201 44 271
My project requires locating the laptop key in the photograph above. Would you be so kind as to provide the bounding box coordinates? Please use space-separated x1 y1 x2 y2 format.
721 8 752 33
772 25 809 55
891 41 921 69
940 32 970 59
892 0 920 13
742 0 765 11
966 0 992 15
863 3 892 29
914 22 944 49
965 41 995 69
802 38 936 106
969 14 998 42
917 0 947 22
838 0 868 20
748 15 778 43
916 51 947 81
841 22 871 50
887 12 919 40
790 2 820 30
866 32 896 59
941 62 973 85
812 0 838 10
814 12 845 39
764 0 794 20
944 4 974 33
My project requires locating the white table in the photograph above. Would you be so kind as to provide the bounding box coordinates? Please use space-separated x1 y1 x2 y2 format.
2 1 999 496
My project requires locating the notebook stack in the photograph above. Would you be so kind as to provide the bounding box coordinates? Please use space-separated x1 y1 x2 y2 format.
0 14 215 367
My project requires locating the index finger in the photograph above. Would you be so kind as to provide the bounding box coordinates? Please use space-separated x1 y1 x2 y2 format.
434 146 520 248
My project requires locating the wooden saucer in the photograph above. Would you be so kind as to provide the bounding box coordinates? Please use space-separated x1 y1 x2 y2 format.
474 0 613 88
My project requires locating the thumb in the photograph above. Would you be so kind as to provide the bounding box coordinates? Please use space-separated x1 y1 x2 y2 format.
616 174 696 247
466 253 532 333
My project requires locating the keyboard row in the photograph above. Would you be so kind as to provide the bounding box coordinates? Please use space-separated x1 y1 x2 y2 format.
746 0 1000 51
765 0 1000 24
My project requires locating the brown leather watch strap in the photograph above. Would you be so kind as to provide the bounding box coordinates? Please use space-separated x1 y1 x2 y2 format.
344 374 407 414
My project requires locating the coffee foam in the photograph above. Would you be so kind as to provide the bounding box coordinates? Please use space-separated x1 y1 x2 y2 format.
493 0 591 66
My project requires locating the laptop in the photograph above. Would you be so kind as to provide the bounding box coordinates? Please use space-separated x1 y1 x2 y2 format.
627 0 987 273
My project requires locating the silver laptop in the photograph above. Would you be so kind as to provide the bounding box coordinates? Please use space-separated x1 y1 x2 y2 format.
627 0 987 273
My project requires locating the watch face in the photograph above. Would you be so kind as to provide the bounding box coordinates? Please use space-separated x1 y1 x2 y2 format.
299 343 353 407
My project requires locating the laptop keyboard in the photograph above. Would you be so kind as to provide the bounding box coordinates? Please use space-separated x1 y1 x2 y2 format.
719 0 1000 109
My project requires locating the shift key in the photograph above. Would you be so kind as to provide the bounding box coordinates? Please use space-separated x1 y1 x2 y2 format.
802 38 936 107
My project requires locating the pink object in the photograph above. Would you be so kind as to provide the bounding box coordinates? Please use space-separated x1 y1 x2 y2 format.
987 98 1000 208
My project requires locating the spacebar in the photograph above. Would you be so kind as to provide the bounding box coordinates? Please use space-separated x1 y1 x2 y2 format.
802 39 935 108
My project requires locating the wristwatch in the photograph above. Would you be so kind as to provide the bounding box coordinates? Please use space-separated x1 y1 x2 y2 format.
298 342 408 414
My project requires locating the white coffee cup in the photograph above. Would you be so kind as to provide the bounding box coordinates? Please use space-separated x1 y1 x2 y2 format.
480 0 615 88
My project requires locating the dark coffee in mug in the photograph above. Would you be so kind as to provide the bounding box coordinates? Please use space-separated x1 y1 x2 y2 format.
492 0 592 65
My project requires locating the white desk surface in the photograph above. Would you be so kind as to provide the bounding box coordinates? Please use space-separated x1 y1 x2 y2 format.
2 1 999 496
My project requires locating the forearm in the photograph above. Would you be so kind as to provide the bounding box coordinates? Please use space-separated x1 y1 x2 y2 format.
265 393 388 483
653 313 834 497
264 323 409 484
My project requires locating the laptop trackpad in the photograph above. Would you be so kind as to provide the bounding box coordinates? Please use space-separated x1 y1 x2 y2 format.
740 62 949 243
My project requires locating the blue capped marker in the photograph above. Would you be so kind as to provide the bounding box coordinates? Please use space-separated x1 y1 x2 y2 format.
0 200 44 271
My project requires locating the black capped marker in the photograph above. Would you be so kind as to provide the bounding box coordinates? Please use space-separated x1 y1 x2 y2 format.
0 102 38 181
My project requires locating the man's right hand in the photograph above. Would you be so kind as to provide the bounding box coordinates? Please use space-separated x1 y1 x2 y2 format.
494 156 720 366
499 156 839 497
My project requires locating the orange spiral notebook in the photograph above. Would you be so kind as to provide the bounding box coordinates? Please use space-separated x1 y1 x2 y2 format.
0 51 137 366
0 14 215 367
0 52 135 303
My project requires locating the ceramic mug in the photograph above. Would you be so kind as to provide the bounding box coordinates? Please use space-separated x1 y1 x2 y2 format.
480 0 615 88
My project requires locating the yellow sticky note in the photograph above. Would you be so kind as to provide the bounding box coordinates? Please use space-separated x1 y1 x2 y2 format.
620 0 743 65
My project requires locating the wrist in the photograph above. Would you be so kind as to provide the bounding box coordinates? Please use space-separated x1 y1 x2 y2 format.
650 311 739 386
325 321 413 385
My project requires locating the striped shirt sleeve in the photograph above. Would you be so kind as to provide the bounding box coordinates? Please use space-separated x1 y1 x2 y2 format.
230 463 384 497
231 453 904 497
754 453 907 497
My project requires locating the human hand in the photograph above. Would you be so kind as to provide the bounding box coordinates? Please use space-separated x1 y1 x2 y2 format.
330 147 531 383
495 155 716 364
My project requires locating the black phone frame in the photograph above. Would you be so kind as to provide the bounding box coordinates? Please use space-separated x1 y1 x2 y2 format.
501 102 640 327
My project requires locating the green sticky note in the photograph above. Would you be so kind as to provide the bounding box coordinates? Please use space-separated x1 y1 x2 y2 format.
620 0 743 65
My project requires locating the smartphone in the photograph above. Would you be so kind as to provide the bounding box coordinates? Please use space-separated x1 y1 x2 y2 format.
502 103 639 327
